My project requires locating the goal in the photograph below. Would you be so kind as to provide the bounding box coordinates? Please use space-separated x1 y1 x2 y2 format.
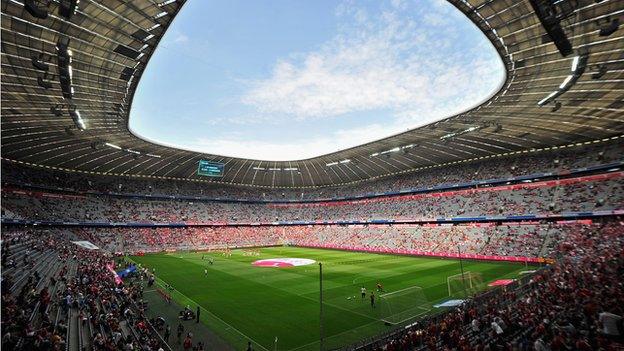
447 271 484 297
378 286 430 325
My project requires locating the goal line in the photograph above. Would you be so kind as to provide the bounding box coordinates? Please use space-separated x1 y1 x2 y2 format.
380 306 430 325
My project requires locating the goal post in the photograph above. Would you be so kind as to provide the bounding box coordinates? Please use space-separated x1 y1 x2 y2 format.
447 271 484 297
377 285 430 325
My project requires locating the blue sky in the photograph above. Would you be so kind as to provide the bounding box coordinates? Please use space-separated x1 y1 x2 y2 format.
130 0 505 161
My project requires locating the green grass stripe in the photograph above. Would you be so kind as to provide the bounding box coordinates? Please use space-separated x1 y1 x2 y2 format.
131 247 528 350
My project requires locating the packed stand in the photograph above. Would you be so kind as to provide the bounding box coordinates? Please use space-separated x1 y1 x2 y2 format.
1 227 172 351
362 220 624 351
44 222 600 260
3 175 623 224
1 229 70 351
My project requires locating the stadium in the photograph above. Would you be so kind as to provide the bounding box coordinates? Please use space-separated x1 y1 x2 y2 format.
1 0 623 350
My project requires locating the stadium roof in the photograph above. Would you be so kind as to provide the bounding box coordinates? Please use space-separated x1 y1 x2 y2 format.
2 0 623 188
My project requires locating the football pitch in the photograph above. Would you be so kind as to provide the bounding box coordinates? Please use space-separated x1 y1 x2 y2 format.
131 247 528 350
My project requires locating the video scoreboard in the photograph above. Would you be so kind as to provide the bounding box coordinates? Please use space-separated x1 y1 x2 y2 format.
197 160 224 177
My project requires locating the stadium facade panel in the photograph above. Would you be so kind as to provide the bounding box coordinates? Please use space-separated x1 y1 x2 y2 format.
1 0 623 187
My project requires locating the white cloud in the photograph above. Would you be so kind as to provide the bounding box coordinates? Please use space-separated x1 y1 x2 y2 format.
422 13 447 26
390 0 408 10
240 0 503 127
143 0 505 161
173 34 189 43
201 114 274 127
185 122 406 161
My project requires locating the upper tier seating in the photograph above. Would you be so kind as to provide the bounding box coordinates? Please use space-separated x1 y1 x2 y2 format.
2 141 621 201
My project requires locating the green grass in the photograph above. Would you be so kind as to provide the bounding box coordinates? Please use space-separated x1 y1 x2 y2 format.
131 247 527 351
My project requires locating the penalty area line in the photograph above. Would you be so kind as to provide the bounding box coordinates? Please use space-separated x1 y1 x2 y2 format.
288 319 380 351
380 306 431 325
379 285 422 298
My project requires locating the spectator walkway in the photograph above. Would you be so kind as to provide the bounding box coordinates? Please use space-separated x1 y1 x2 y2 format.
139 285 234 351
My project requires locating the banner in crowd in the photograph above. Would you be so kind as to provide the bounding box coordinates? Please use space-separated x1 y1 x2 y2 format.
106 263 123 285
116 264 137 278
71 240 99 250
433 299 465 308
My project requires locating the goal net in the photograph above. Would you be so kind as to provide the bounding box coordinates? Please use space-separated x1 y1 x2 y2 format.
447 271 484 297
377 286 430 325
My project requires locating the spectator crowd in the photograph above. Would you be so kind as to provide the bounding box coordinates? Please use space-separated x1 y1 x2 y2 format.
2 175 622 224
2 140 622 351
1 228 174 351
364 221 623 351
2 220 622 351
2 221 604 261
